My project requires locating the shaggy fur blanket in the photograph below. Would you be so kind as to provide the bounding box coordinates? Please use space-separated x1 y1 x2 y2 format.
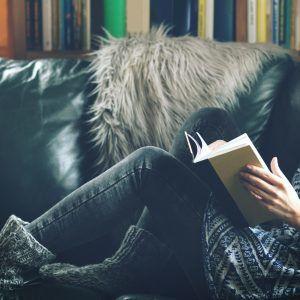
88 26 288 172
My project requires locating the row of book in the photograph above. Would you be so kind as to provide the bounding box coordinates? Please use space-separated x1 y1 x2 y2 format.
26 0 92 51
25 0 300 52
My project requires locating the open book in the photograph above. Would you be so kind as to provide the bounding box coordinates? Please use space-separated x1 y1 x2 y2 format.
185 131 275 227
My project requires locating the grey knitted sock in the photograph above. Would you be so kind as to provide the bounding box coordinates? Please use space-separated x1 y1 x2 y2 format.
40 225 172 296
0 215 56 291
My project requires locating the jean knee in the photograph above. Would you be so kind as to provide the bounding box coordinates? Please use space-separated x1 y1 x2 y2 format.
132 146 176 173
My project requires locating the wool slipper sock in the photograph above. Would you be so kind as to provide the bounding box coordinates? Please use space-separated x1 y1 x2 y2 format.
39 225 172 296
0 215 56 291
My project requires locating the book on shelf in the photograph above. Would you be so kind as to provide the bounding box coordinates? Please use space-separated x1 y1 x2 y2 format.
214 0 235 42
185 131 275 227
42 0 52 51
296 0 300 50
236 0 248 42
126 0 150 35
205 0 214 39
103 0 126 38
257 0 268 43
197 0 206 38
248 0 257 43
150 0 174 33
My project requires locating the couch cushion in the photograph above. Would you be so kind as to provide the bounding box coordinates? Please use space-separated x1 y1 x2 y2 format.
0 58 94 226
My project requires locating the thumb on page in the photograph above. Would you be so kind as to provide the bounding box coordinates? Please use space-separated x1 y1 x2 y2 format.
270 157 285 179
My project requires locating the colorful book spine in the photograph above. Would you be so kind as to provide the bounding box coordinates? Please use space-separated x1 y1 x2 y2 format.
26 0 35 50
103 0 126 38
126 0 150 35
82 0 91 50
173 0 198 36
59 0 65 50
279 0 285 45
33 0 43 49
248 0 257 43
198 0 206 38
205 0 214 39
214 0 235 42
64 0 74 49
42 0 52 51
257 0 268 42
236 0 248 42
290 0 296 49
73 0 82 49
150 0 174 35
284 0 292 48
52 0 59 50
266 0 273 42
272 0 280 44
296 0 300 50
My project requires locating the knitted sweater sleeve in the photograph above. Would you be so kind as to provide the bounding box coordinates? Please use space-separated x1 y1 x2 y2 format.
291 167 300 198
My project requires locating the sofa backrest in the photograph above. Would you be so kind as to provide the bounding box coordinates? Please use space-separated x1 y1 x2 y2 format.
0 52 298 226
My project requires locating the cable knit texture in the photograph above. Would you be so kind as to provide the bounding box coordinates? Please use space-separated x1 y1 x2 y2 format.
0 215 56 291
292 168 300 197
39 225 171 296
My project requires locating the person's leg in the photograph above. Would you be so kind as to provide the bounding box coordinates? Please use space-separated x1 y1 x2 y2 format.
134 107 243 298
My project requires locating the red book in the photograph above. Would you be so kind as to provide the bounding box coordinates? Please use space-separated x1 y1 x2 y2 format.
236 0 248 42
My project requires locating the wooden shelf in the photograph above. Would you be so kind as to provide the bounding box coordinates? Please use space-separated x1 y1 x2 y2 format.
25 50 91 60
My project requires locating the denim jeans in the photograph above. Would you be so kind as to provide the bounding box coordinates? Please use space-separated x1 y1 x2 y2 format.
26 107 241 299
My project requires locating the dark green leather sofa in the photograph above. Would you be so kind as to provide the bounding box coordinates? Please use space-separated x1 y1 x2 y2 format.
0 53 299 299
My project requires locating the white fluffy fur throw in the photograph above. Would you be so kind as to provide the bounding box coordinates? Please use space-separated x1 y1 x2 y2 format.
88 27 288 172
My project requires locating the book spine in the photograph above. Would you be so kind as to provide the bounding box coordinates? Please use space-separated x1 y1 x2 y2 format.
205 0 214 39
290 0 296 49
82 0 91 50
198 0 206 38
296 0 300 50
214 0 235 42
52 0 59 50
284 0 292 48
33 0 42 49
64 0 73 49
42 0 52 51
173 0 198 36
126 0 150 35
25 0 35 50
59 0 65 50
257 0 268 42
279 0 285 45
103 0 126 37
266 0 273 43
72 0 80 49
272 0 280 44
236 0 248 42
248 0 257 43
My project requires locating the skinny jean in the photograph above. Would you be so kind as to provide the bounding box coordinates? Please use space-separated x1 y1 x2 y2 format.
26 107 242 299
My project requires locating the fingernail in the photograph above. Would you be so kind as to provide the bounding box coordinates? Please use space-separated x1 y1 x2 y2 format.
246 164 252 170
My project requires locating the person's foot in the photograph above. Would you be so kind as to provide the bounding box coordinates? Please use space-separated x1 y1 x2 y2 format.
40 225 171 296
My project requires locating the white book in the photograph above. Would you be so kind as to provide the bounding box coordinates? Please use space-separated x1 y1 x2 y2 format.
185 131 275 226
296 0 300 51
42 0 52 51
83 0 91 50
205 0 214 39
248 0 257 43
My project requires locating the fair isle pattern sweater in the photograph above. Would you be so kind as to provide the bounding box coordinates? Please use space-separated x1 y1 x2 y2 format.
203 168 300 299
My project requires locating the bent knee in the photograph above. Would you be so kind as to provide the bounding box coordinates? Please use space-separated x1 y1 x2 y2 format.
190 107 230 123
132 146 176 172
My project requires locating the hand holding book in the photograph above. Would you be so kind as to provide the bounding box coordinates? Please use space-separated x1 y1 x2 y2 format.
185 131 300 227
239 157 300 229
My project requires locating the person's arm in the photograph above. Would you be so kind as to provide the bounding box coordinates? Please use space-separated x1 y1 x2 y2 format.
239 158 300 229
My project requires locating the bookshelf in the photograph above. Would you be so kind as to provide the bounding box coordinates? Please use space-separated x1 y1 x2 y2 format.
0 0 299 61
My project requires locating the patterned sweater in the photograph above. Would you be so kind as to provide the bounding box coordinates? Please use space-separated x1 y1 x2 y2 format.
203 167 300 299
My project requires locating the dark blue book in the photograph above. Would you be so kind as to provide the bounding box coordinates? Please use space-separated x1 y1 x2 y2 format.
173 0 198 36
150 0 174 35
272 0 280 44
279 0 286 46
64 0 74 50
59 0 65 50
214 0 236 42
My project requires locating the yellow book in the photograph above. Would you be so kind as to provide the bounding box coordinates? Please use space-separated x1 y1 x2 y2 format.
185 132 275 227
198 0 206 38
257 0 268 42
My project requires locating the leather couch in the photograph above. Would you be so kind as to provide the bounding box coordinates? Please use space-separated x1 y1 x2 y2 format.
0 51 299 299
